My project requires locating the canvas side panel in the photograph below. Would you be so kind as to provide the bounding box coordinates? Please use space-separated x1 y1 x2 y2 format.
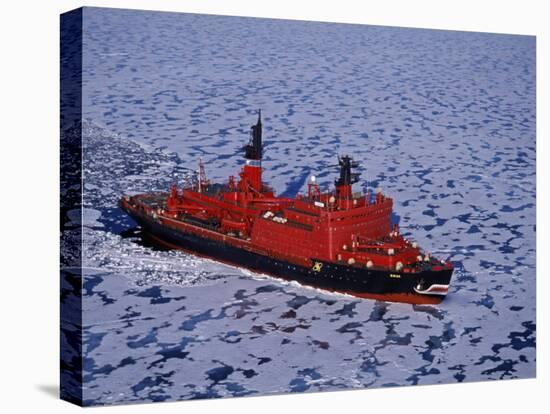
60 7 84 407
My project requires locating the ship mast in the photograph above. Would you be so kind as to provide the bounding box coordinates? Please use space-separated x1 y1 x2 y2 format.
198 157 208 193
242 110 263 192
245 109 262 160
335 155 360 199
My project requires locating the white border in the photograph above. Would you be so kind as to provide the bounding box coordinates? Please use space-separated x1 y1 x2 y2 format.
0 1 546 413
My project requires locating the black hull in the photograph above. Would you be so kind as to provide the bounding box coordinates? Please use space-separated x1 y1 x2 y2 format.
127 211 453 304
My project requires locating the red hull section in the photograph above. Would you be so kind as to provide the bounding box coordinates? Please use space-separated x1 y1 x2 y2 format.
350 292 444 305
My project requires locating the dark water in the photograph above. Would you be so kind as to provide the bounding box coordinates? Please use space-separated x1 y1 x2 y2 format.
64 7 536 405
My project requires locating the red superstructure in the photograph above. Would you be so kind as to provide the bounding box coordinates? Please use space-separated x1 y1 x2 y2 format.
120 111 453 304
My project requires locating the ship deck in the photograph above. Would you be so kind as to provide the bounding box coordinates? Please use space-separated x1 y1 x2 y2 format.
134 192 168 209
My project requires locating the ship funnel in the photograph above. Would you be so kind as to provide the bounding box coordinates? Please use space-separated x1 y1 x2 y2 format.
245 109 263 160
